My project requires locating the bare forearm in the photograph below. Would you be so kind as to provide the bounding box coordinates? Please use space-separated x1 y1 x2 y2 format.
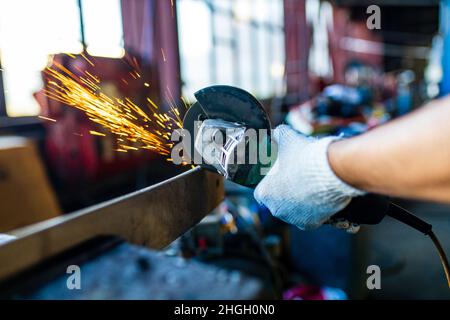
328 96 450 203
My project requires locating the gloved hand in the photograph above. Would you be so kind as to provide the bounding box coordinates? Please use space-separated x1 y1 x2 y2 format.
254 125 365 230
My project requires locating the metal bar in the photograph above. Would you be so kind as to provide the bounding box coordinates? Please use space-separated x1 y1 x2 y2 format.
231 3 240 87
0 59 7 117
208 1 218 83
77 0 87 49
0 167 224 281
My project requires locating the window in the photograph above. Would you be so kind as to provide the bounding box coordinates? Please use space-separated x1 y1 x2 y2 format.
306 0 333 78
177 0 285 101
0 0 124 117
82 0 124 58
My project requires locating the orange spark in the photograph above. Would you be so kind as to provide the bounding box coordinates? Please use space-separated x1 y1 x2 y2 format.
44 63 183 158
80 52 95 67
90 130 106 137
161 48 167 62
38 115 57 122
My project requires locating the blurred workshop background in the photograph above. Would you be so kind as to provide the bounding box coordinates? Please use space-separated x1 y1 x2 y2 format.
0 0 450 299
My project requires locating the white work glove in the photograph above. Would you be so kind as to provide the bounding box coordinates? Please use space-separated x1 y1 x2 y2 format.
254 125 365 231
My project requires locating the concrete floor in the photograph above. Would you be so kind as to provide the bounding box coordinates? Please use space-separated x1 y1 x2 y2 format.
365 200 450 299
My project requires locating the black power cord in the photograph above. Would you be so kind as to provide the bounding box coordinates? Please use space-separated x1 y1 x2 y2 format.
388 202 450 288
333 195 450 288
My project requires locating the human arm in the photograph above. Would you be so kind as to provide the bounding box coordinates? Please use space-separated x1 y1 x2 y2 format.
329 96 450 203
254 96 450 230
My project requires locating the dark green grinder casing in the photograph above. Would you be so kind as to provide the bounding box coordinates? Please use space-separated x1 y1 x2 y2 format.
182 85 275 188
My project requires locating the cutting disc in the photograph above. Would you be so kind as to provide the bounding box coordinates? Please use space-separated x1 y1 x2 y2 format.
182 85 272 165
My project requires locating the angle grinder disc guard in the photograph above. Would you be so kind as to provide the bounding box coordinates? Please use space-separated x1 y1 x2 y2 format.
182 85 272 167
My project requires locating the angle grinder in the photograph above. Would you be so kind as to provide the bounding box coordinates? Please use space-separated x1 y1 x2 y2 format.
181 85 449 286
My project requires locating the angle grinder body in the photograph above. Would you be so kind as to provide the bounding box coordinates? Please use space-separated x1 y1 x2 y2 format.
182 85 388 225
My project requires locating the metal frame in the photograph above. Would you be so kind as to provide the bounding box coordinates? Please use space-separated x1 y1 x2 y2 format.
0 167 224 281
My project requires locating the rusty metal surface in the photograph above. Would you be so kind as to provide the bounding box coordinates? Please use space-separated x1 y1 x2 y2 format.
0 237 263 299
0 168 224 281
